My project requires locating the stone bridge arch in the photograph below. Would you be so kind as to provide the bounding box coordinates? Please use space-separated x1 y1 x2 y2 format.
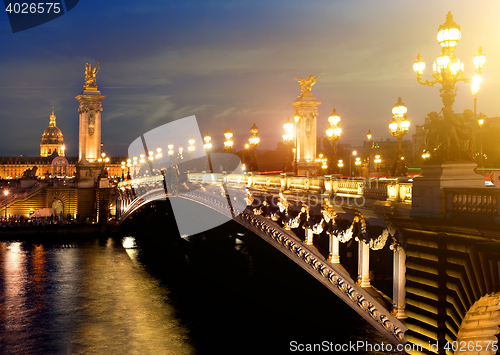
456 293 500 354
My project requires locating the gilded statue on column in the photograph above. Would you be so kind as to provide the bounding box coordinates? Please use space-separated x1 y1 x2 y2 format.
294 73 323 94
84 61 101 89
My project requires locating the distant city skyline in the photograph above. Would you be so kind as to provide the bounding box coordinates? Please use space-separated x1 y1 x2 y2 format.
0 0 499 157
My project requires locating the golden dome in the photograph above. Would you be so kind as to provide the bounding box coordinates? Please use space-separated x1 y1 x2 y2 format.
41 126 63 145
40 107 64 157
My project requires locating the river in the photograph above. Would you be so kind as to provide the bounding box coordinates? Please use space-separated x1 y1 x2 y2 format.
0 220 403 354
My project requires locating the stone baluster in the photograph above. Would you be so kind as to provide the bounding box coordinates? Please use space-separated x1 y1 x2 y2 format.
391 244 407 319
357 240 371 287
327 234 340 263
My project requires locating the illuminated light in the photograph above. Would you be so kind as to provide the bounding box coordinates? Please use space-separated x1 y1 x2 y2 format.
328 109 341 125
473 47 486 70
436 55 451 68
471 75 481 96
413 54 425 74
391 97 407 116
293 110 300 122
436 12 461 49
122 236 136 249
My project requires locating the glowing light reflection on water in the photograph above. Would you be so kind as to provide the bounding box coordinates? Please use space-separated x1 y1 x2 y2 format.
0 239 193 355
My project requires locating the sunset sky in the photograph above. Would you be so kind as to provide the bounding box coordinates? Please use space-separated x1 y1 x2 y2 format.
0 0 499 157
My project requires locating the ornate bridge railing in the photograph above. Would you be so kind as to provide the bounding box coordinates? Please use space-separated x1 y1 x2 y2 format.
184 172 413 203
445 187 500 216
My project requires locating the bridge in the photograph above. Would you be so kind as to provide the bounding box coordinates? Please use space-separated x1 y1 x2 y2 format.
116 170 500 355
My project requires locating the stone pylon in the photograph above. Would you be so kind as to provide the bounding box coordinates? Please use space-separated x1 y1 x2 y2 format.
76 89 106 164
290 92 321 175
75 63 106 187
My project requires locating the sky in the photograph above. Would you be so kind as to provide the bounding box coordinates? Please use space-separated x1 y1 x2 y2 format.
0 0 499 157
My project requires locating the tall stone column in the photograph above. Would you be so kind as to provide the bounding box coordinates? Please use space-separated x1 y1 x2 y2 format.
75 62 106 186
76 89 106 163
290 74 322 175
75 62 107 224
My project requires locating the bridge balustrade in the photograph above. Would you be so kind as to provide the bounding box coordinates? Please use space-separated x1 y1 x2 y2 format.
446 187 500 215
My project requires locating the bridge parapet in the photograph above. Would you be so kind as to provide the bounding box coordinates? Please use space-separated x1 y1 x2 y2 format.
445 187 500 217
185 172 414 204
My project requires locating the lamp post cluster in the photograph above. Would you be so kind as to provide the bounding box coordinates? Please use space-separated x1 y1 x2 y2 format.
413 11 486 161
282 117 294 172
248 123 260 171
388 97 410 176
325 109 342 174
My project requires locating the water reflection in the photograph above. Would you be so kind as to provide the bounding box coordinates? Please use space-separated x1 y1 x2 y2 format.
0 238 193 355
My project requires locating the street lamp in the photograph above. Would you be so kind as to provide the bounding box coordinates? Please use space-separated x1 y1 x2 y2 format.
223 128 233 171
471 72 482 160
354 157 361 176
389 97 410 176
248 123 259 171
338 160 344 173
223 128 233 149
188 137 195 153
366 130 372 176
4 189 8 219
413 12 486 160
374 155 382 172
155 147 162 160
203 132 213 173
349 150 357 177
282 117 294 172
293 110 300 175
325 109 342 174
478 113 485 167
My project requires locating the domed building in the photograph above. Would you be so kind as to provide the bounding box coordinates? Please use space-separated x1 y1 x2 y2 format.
40 107 65 157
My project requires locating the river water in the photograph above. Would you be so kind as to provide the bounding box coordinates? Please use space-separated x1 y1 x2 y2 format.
0 222 402 354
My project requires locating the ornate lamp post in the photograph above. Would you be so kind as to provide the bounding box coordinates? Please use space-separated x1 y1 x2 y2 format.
178 145 184 161
349 151 357 177
4 190 8 219
223 128 233 171
248 123 260 172
389 97 410 176
203 132 213 173
223 128 233 150
282 117 294 172
354 157 361 177
478 114 485 167
374 155 381 171
293 110 300 175
471 72 482 159
366 130 372 176
413 12 486 161
325 109 342 174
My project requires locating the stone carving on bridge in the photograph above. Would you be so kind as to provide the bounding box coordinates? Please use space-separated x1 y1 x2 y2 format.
244 189 253 206
239 210 407 343
420 109 474 162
